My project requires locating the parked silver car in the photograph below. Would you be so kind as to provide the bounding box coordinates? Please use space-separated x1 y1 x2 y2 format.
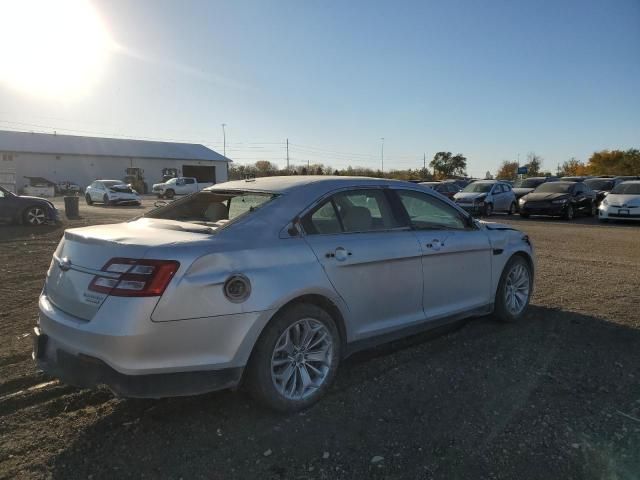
85 180 142 206
34 176 535 411
598 180 640 222
453 180 517 216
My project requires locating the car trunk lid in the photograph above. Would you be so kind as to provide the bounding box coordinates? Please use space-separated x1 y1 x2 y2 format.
44 219 211 321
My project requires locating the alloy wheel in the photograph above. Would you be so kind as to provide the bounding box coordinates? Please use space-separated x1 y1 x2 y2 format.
504 263 530 316
270 318 333 400
26 207 46 225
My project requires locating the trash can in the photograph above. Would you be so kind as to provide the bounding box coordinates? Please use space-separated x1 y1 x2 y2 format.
63 196 79 219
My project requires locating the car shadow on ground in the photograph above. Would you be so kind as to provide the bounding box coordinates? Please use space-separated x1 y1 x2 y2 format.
45 305 640 479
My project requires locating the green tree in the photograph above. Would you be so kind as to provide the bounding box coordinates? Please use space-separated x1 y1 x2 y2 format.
587 149 640 175
429 152 467 178
524 152 542 176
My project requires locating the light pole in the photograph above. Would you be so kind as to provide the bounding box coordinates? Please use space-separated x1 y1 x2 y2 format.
221 123 227 157
380 137 384 174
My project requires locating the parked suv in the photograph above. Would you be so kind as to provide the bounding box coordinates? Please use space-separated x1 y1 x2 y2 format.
453 180 517 216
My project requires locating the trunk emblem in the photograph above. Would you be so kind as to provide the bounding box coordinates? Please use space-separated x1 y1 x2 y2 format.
58 257 72 271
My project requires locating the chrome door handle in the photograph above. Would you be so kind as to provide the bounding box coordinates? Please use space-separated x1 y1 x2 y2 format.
425 239 444 250
330 247 352 261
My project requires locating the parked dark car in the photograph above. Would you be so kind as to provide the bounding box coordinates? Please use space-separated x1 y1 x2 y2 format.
518 181 597 220
442 179 471 189
559 176 593 182
419 181 459 199
512 176 559 202
0 186 59 225
584 177 621 205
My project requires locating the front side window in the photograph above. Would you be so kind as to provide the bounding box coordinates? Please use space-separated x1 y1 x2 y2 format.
302 189 401 235
184 178 195 184
397 190 467 230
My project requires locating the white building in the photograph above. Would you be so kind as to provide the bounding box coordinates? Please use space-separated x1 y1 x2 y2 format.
0 130 231 193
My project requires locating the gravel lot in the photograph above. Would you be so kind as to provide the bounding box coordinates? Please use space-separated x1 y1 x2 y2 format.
1 198 639 479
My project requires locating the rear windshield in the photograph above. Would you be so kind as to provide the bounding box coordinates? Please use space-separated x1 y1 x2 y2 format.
535 183 573 193
462 183 492 193
145 190 277 226
610 183 640 195
514 178 545 188
585 179 614 191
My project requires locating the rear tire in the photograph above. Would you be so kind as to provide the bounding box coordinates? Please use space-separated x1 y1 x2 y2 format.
494 255 532 322
246 303 341 412
85 194 93 205
102 194 111 206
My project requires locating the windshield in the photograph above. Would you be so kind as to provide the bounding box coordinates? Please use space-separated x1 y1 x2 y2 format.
166 178 177 184
514 178 545 188
145 190 277 226
103 180 125 187
585 179 614 191
610 183 640 195
462 183 493 193
535 183 573 193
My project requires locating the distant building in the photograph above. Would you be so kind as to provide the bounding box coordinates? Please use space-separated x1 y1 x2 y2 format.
0 130 232 193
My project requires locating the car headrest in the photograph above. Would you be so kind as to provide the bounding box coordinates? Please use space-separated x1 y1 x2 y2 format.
204 202 229 221
342 206 372 232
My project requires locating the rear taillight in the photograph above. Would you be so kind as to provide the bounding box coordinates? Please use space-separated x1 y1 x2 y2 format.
88 258 180 297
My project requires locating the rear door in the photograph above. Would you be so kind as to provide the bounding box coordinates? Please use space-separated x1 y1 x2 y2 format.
392 188 492 319
302 188 424 340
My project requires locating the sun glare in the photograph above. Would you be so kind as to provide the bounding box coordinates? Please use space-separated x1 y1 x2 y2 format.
0 0 112 100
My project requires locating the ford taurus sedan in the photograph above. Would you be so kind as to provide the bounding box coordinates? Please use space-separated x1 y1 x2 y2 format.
34 176 535 411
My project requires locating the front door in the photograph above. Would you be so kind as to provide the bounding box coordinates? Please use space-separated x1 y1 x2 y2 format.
392 188 493 319
302 188 424 340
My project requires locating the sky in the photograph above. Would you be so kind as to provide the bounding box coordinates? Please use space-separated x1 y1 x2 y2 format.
0 0 638 177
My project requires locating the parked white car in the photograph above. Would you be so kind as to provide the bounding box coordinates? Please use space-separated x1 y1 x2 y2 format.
152 177 213 199
34 176 534 411
598 180 640 222
85 180 141 206
454 180 517 216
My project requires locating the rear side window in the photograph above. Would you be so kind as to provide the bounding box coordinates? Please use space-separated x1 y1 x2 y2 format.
302 189 401 234
396 190 467 230
184 178 195 184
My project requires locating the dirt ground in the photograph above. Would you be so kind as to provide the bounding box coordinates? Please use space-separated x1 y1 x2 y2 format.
1 199 639 479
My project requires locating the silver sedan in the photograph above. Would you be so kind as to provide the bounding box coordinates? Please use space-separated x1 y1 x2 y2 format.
34 176 535 411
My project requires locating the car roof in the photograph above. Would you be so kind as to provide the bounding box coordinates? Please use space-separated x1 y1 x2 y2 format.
207 175 411 194
97 179 124 183
618 180 640 184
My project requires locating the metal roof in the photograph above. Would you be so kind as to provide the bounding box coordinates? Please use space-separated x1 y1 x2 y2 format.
0 130 231 162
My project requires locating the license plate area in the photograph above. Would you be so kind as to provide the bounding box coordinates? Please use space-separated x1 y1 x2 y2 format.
618 208 630 216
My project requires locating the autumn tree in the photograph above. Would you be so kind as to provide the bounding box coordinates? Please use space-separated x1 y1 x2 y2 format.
430 152 467 179
587 149 640 175
558 158 589 176
495 161 518 179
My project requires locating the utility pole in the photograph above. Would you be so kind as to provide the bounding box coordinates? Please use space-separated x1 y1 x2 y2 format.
380 137 385 174
423 152 426 170
286 138 289 171
221 123 227 157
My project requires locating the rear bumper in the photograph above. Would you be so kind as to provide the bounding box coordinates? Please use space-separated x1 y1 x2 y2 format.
36 294 274 397
34 328 243 398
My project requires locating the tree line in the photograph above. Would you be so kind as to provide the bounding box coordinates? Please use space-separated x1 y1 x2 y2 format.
229 152 469 181
495 149 639 179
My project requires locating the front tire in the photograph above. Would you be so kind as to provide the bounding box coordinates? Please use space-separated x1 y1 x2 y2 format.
494 256 532 322
85 194 93 205
246 303 340 412
102 194 111 206
164 189 175 199
507 202 516 215
563 204 574 221
23 206 46 226
483 203 493 217
588 201 596 217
